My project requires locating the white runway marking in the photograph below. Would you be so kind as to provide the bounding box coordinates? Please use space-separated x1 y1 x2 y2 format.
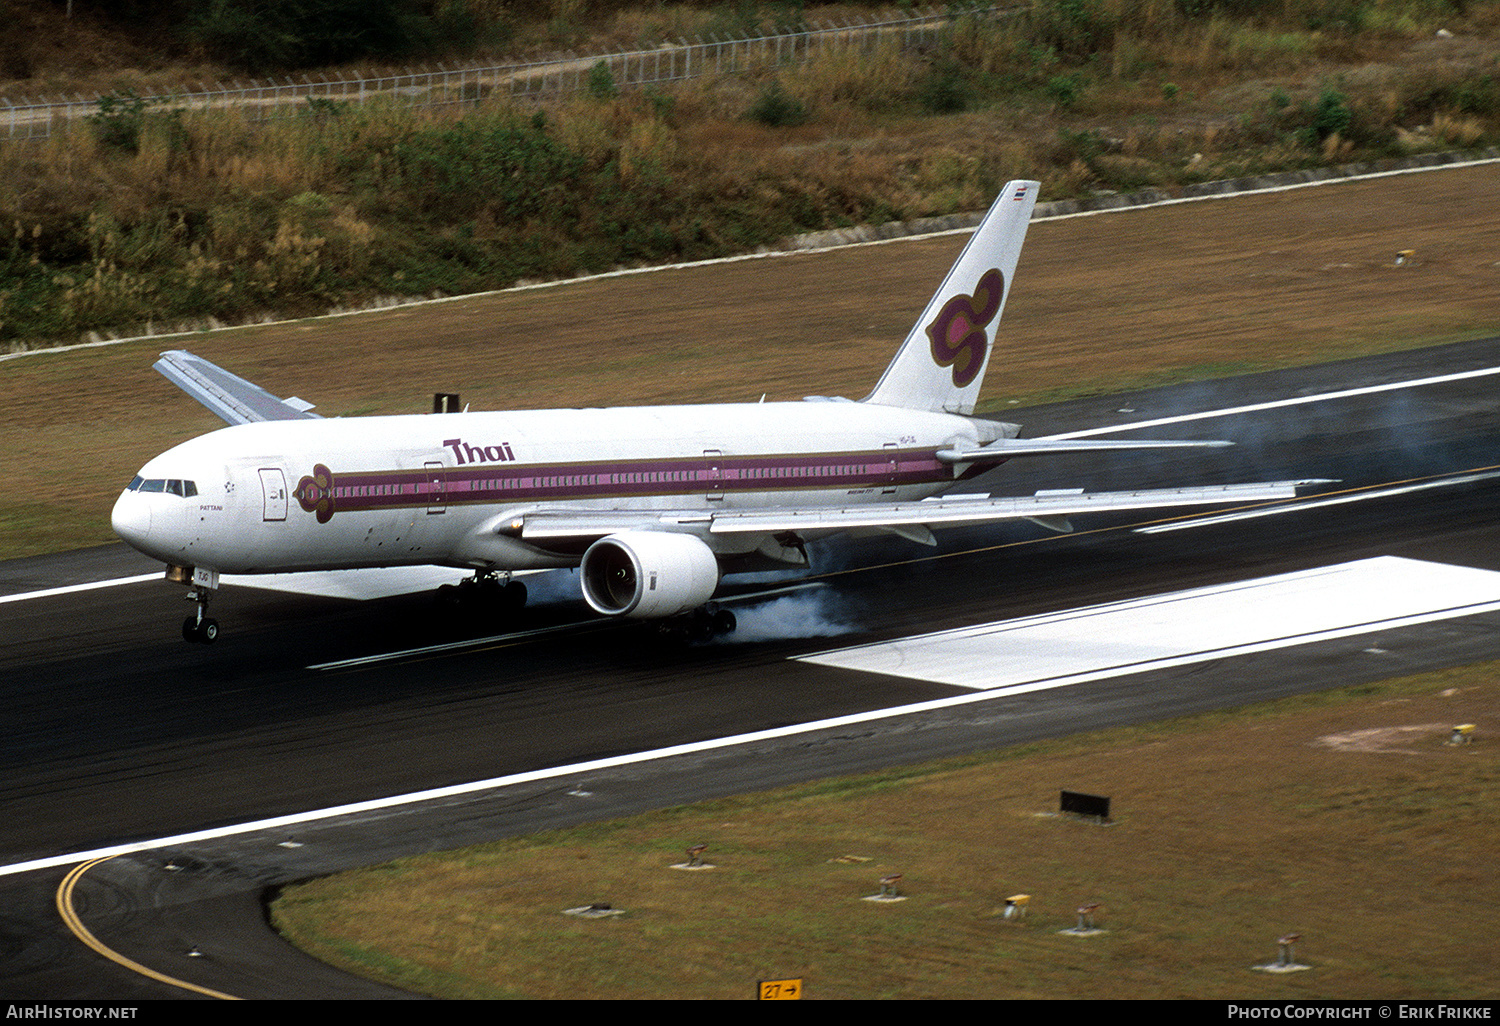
1045 365 1500 439
0 573 160 605
797 557 1500 690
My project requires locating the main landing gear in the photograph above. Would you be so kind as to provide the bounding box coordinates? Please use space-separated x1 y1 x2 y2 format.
435 571 528 616
663 604 737 643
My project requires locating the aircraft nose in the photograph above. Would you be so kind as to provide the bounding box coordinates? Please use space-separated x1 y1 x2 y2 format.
111 489 153 554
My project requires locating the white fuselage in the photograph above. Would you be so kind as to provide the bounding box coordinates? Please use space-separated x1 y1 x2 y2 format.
111 400 1010 576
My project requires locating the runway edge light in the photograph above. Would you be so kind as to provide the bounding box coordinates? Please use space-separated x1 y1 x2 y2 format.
671 843 714 871
1253 932 1310 973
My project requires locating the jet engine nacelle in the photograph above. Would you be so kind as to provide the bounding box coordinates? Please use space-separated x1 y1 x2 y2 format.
580 531 720 618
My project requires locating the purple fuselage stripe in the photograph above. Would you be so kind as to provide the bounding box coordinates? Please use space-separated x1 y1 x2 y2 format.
306 450 953 517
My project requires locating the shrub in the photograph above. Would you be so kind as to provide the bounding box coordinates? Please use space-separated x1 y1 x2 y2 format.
89 91 151 153
1043 73 1084 108
747 83 810 127
1305 85 1353 143
918 63 970 114
391 117 591 225
587 61 620 101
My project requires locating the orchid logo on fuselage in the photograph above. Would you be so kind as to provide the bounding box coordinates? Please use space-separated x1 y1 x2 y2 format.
443 438 516 465
926 267 1004 388
295 463 336 523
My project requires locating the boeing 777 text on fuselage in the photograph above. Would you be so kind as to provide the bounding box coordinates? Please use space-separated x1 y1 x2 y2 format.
113 182 1314 642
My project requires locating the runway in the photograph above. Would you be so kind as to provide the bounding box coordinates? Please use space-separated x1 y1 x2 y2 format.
3 336 1500 998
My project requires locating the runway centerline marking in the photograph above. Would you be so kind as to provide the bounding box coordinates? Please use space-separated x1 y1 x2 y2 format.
796 556 1500 691
308 619 608 670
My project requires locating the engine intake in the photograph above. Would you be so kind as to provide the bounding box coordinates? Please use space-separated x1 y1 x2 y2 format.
580 531 720 618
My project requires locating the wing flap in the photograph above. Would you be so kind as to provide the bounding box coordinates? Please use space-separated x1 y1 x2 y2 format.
155 350 322 425
706 481 1322 535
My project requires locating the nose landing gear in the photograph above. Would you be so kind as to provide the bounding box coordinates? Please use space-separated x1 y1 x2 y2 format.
182 589 219 643
173 566 220 643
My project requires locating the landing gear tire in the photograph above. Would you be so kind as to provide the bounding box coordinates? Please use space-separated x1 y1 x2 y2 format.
182 616 219 643
434 575 527 628
676 605 737 643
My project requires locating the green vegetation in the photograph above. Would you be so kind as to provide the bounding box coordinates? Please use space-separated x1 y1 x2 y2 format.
40 0 504 73
271 664 1500 999
1 1 1498 347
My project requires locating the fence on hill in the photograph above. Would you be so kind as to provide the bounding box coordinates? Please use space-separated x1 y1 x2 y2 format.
1 6 1012 142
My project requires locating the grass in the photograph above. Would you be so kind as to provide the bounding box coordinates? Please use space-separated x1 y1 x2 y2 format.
271 663 1500 999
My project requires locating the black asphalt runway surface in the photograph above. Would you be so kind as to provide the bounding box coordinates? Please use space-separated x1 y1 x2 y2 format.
3 337 1500 998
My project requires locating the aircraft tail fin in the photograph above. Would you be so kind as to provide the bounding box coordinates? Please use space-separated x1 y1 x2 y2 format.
862 180 1039 416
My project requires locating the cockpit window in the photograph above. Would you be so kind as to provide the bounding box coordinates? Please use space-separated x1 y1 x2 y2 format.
127 477 197 496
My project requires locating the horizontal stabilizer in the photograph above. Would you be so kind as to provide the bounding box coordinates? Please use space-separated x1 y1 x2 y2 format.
937 437 1233 464
154 350 323 425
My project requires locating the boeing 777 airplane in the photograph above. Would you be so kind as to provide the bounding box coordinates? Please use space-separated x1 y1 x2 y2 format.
113 181 1314 642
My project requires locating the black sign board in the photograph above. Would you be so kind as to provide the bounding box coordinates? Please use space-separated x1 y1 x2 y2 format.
1060 790 1111 822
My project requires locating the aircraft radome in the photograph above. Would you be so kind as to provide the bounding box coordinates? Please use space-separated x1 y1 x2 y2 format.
112 181 1316 643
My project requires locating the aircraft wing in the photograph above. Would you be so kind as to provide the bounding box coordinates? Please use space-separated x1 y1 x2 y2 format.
509 480 1322 544
154 350 321 425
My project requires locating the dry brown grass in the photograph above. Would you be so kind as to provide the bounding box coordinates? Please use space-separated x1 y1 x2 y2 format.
272 666 1500 999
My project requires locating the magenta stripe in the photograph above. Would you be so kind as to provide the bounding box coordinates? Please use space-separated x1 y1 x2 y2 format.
306 449 951 518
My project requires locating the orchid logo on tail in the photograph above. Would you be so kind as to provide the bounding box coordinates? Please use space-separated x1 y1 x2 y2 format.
926 267 1004 388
